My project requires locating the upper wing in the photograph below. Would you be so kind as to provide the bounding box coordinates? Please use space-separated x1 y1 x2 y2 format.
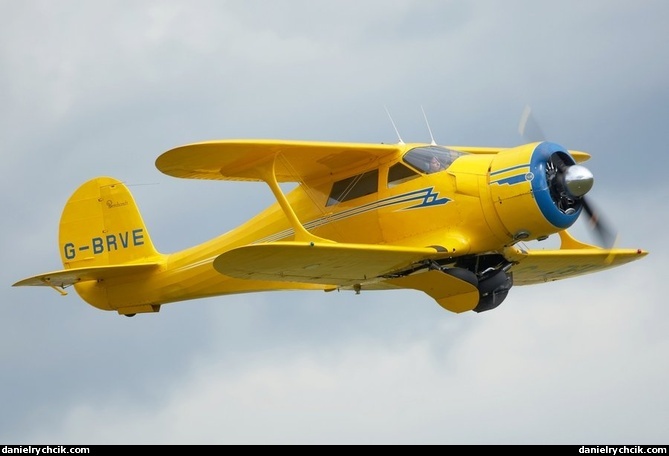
155 139 589 185
506 231 648 285
451 145 591 163
155 139 405 183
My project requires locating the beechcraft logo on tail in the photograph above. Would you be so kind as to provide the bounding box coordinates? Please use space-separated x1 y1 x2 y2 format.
106 199 129 208
63 228 145 259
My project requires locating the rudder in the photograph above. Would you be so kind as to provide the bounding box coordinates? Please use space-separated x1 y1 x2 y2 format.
59 177 160 269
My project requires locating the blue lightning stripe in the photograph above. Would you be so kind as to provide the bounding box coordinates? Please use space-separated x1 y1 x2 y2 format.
376 187 449 210
492 174 531 186
490 162 531 187
490 163 529 177
254 187 450 243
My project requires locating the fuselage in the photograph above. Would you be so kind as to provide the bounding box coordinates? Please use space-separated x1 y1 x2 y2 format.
74 141 583 314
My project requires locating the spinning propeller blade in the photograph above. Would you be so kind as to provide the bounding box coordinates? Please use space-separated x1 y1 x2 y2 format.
580 198 618 249
518 105 547 143
519 105 617 249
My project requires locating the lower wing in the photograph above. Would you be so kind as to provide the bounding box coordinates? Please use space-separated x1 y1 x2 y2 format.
213 241 480 313
506 231 648 286
213 241 438 286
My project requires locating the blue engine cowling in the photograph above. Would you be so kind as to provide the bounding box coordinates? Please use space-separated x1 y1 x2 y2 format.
488 141 584 243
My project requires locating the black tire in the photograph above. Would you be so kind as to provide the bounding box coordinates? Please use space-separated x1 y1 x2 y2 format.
478 269 509 295
474 289 509 313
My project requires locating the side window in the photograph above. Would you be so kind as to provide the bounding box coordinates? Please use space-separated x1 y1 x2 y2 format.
388 163 420 187
327 170 379 206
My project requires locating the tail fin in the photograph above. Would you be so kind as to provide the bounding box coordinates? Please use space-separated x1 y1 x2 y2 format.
14 177 163 314
59 176 160 268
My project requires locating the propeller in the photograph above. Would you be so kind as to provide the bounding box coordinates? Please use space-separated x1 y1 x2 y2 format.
518 105 546 143
518 105 618 249
580 198 618 249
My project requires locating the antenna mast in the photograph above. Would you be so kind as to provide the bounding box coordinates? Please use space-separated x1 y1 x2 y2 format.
384 106 405 145
421 106 437 145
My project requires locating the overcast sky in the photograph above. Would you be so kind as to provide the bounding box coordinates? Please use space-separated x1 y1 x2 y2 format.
2 0 668 445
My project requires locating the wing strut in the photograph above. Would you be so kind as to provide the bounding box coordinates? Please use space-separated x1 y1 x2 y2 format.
256 155 335 244
41 278 69 296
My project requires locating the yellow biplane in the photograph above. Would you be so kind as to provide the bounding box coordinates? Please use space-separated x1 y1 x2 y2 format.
13 122 648 316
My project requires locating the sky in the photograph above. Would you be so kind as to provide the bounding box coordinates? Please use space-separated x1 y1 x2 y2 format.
2 0 668 445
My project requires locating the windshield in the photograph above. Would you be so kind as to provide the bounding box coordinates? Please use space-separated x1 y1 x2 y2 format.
403 145 465 174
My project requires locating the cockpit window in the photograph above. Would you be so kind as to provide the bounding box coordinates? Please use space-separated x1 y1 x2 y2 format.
403 145 465 174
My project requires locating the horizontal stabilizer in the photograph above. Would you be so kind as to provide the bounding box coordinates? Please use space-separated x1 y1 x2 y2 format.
13 263 161 289
213 242 438 286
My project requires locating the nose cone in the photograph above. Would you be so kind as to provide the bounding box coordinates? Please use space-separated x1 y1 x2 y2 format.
563 164 594 197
